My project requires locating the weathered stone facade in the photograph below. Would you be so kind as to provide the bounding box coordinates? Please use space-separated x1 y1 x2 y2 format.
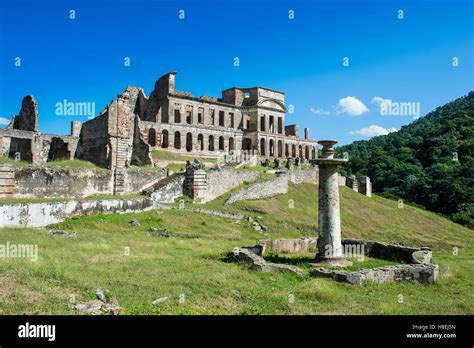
0 96 78 164
1 72 318 196
75 72 318 170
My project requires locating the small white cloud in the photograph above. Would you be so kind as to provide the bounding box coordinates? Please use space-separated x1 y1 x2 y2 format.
336 96 369 116
371 96 392 114
0 117 10 126
310 107 330 115
371 96 392 107
349 125 397 137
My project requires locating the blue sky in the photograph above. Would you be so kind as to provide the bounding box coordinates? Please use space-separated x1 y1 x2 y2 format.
0 0 472 145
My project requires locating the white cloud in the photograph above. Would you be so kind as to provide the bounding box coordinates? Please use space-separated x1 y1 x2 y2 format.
349 125 397 137
371 96 392 114
371 96 392 107
310 107 330 115
0 117 10 126
336 96 369 116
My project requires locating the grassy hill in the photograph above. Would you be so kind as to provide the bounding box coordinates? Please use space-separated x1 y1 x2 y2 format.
0 183 472 315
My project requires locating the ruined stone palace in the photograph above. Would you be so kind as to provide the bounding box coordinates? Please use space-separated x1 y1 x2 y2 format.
0 72 318 170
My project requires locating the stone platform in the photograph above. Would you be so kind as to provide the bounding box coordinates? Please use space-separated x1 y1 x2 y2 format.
229 238 439 285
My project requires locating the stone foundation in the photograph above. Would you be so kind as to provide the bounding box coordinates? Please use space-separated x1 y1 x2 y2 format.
228 238 438 285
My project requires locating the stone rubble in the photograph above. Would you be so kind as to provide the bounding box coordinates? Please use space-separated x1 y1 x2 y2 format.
73 288 122 315
48 229 77 238
130 218 140 226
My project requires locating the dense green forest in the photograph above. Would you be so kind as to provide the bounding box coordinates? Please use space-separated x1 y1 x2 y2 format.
335 92 474 228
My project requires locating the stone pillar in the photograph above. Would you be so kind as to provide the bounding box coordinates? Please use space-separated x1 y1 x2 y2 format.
0 163 15 198
185 167 207 204
358 176 372 197
312 140 351 267
71 121 82 137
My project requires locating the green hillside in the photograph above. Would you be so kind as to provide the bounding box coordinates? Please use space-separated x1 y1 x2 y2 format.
335 92 474 228
0 183 472 315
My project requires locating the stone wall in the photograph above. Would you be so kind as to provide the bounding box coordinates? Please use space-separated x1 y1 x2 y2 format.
288 166 319 184
225 175 288 205
204 167 261 203
12 166 166 198
338 174 372 197
148 173 185 203
0 197 153 228
230 237 438 285
124 167 167 194
260 237 317 254
311 263 439 285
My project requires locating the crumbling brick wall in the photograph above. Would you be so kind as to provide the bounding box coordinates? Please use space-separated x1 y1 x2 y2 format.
11 95 38 132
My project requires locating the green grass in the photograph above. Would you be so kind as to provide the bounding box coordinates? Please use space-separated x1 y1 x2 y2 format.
0 156 30 166
0 157 103 170
0 184 472 314
0 193 144 205
42 159 103 169
151 149 218 163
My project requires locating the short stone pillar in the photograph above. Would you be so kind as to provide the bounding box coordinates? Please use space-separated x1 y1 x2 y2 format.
312 140 351 267
185 168 207 204
0 163 15 198
346 175 358 192
358 176 372 197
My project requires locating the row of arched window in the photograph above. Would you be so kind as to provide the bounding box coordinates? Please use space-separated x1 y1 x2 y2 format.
259 138 316 159
148 128 316 159
155 129 235 153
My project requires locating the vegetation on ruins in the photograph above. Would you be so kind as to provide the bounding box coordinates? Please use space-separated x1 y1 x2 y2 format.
0 183 471 315
336 92 474 228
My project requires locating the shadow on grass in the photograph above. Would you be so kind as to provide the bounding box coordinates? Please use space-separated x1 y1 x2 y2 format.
263 254 315 266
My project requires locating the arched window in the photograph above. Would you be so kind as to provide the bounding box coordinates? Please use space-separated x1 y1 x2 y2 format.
242 138 251 151
148 128 156 147
186 133 193 152
218 136 225 151
292 144 296 157
285 143 289 157
260 138 266 156
197 134 204 151
260 116 266 131
174 131 181 149
278 140 283 157
269 139 274 157
208 135 214 151
305 145 310 159
161 130 169 148
299 145 303 158
229 137 234 153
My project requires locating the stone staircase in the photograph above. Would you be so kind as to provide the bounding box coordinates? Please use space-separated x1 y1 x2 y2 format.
115 140 128 168
113 168 126 195
142 173 182 196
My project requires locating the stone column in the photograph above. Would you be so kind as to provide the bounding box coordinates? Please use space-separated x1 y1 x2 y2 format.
312 140 351 267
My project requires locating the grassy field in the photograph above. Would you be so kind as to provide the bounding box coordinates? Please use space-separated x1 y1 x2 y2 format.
0 183 472 315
